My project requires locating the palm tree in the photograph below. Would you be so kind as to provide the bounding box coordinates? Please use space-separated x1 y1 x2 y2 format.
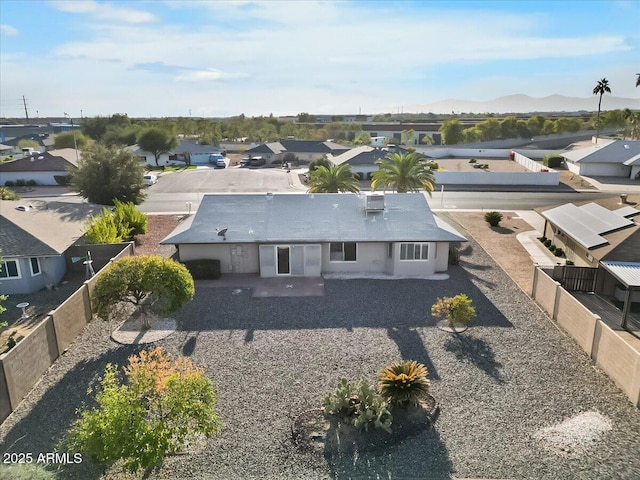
306 163 360 193
593 78 611 144
371 152 435 194
636 73 640 88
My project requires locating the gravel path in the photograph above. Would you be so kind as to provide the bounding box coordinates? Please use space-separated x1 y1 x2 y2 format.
1 232 639 479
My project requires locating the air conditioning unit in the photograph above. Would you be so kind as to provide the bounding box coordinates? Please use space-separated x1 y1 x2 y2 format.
365 193 385 212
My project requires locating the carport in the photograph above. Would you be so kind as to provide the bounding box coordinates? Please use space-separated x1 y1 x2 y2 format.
600 261 640 330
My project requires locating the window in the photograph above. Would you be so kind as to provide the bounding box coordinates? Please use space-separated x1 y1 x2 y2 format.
30 257 41 276
400 243 429 261
0 259 21 279
330 242 357 262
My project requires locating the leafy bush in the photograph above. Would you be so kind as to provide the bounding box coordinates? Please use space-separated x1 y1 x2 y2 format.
484 211 503 227
4 181 15 187
113 199 148 236
566 260 574 265
26 179 37 186
15 179 26 187
431 293 477 327
63 347 219 473
544 239 552 248
53 175 71 186
183 259 221 280
0 463 58 480
0 187 19 200
468 158 477 163
85 208 131 244
378 360 430 407
425 161 439 170
543 154 563 168
91 255 195 322
554 248 564 257
538 236 547 243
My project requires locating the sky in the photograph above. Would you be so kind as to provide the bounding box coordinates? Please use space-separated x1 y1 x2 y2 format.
1 0 639 118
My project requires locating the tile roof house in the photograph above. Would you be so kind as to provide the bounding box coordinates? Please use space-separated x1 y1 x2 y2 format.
128 140 222 166
561 139 640 179
0 149 81 186
244 140 349 165
161 192 466 278
0 199 102 294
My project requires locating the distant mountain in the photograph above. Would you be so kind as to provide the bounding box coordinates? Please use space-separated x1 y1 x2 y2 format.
415 94 640 114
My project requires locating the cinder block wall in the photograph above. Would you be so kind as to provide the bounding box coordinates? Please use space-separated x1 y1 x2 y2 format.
51 285 92 354
532 268 559 317
555 289 597 355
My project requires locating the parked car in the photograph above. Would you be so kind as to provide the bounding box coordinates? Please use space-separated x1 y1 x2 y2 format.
240 157 252 167
208 154 227 168
143 174 158 186
250 156 266 167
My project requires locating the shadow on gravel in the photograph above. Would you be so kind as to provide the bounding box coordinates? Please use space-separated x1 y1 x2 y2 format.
387 326 440 380
0 345 143 480
444 334 505 384
326 427 453 479
178 267 512 332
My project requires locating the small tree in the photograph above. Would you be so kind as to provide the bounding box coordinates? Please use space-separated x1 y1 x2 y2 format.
91 255 194 328
431 294 476 328
52 131 90 150
70 143 146 205
484 211 503 227
17 139 40 151
64 347 219 473
137 127 179 166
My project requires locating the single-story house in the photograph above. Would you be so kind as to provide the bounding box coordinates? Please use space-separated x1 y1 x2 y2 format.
561 139 640 179
1 133 54 155
0 149 80 186
0 199 102 294
128 140 222 167
328 145 410 179
244 140 350 165
161 192 466 277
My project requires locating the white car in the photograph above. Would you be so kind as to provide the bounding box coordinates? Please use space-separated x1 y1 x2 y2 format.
143 174 158 186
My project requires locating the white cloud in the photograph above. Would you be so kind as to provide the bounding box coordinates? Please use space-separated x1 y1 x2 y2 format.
51 0 157 23
0 24 18 36
174 69 248 82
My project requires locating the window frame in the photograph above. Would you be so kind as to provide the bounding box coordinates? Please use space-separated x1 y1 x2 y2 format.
399 243 429 261
329 242 358 262
29 257 41 276
0 259 22 279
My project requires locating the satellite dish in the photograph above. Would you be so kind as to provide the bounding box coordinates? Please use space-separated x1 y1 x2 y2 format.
217 228 228 240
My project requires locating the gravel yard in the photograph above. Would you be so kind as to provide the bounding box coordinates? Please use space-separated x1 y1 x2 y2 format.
1 228 640 479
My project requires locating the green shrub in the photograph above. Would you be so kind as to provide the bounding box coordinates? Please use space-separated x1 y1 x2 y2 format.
0 187 19 200
53 175 70 186
549 244 557 252
543 154 563 168
113 199 148 236
566 260 574 265
85 208 131 244
431 293 477 327
554 248 564 257
4 181 15 187
183 259 221 280
484 211 503 227
539 236 547 243
26 179 37 186
468 158 477 163
544 239 552 248
15 179 26 187
425 161 439 170
378 360 430 408
322 378 355 416
351 380 392 432
0 463 58 480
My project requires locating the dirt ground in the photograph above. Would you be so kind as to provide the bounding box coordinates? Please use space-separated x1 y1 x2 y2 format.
442 211 537 293
133 214 183 257
435 158 530 173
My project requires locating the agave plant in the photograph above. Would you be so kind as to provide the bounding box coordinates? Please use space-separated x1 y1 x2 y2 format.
378 360 430 408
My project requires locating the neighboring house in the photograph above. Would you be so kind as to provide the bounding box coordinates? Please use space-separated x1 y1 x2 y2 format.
328 145 410 179
540 201 640 268
0 150 80 186
561 139 640 179
244 140 350 165
0 199 101 295
361 123 443 145
161 192 466 278
2 133 54 154
128 140 222 166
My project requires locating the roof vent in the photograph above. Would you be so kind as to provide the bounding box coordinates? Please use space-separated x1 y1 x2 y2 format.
365 193 385 212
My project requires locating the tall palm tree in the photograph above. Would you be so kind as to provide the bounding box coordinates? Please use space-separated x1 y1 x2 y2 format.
593 78 611 144
306 163 360 193
371 152 435 194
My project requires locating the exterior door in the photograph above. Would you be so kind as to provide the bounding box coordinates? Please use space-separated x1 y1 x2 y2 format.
277 246 290 275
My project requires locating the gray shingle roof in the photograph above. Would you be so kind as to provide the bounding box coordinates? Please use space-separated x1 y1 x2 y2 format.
161 193 466 245
0 151 76 172
246 140 349 155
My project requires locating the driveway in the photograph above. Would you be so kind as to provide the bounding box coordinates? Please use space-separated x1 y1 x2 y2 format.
2 229 639 479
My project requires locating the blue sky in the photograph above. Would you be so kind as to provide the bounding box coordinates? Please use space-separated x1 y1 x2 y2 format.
1 0 639 118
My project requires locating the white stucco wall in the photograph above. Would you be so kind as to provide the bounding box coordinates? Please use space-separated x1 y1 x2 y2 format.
433 171 559 186
578 163 631 177
322 242 387 274
0 171 62 186
389 242 437 276
434 243 449 272
177 243 260 274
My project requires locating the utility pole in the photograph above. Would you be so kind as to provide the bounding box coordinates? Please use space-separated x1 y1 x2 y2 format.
22 95 29 121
